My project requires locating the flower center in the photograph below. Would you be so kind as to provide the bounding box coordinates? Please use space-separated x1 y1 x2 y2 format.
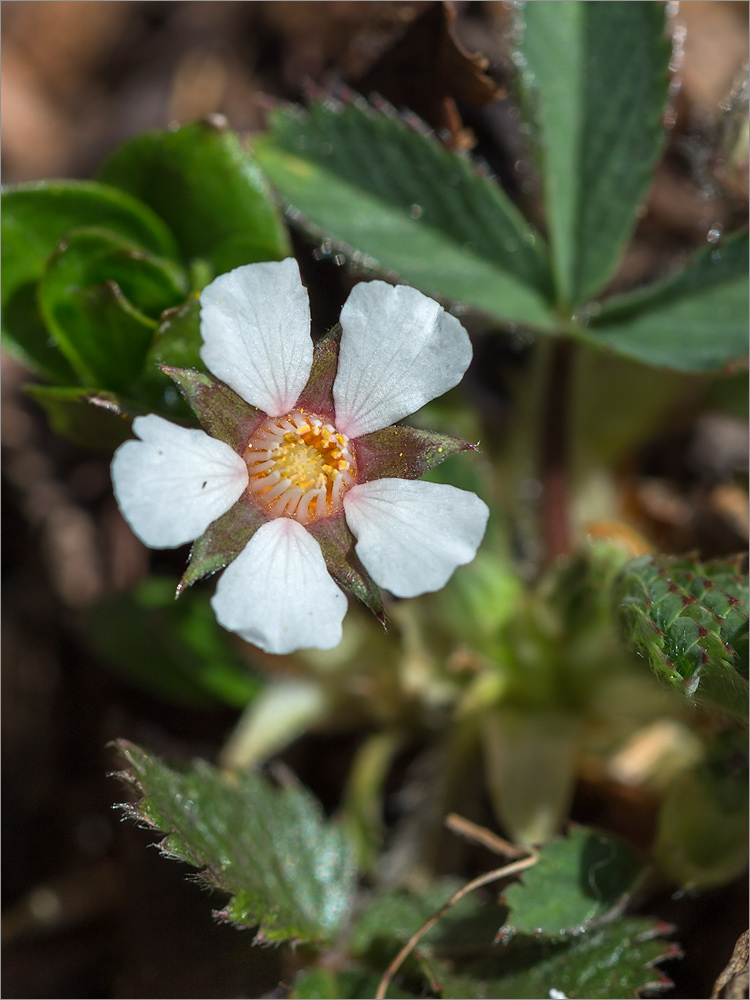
244 410 357 524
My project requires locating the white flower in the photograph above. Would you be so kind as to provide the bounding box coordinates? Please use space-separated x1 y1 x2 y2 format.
112 259 489 655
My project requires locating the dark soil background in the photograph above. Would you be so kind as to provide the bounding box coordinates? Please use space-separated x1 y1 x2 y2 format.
2 3 748 998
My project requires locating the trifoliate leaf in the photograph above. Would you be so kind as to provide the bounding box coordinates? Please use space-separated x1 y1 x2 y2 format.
588 232 749 372
114 741 358 944
502 826 643 935
253 98 555 331
516 1 671 308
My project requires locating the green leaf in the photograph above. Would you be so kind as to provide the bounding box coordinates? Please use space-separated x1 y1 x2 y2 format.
586 233 749 371
351 880 506 960
87 576 261 708
2 180 177 378
292 968 416 1000
98 118 291 273
502 826 643 935
616 553 749 718
1 281 78 383
148 297 204 371
47 226 187 320
115 741 358 943
440 917 677 999
39 247 156 392
517 1 671 307
254 100 556 331
25 384 135 451
655 733 749 889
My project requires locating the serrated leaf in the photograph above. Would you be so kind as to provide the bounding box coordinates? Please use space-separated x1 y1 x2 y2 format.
87 576 260 707
517 1 671 307
351 880 506 960
253 99 556 331
440 917 677 999
115 741 358 944
587 232 749 372
616 553 749 718
98 118 291 273
502 826 643 935
2 180 177 378
25 384 135 451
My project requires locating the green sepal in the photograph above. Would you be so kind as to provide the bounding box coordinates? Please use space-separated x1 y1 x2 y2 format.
178 492 268 594
356 424 474 483
25 383 136 451
296 323 341 420
162 366 262 453
308 513 385 621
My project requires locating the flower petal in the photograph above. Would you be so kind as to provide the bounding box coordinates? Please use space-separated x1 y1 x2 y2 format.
333 281 472 437
112 414 249 548
199 259 313 416
211 518 347 654
343 479 489 598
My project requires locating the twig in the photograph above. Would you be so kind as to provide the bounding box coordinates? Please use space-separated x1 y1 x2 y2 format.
444 812 526 859
374 853 538 1000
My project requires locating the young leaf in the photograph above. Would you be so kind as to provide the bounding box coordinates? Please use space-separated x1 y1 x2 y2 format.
39 249 157 392
517 1 671 307
502 826 643 935
440 916 677 999
253 99 556 331
87 576 261 708
115 741 358 944
2 181 177 377
615 553 748 719
586 232 749 372
98 118 291 273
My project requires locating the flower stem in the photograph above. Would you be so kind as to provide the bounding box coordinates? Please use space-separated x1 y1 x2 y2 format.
540 337 575 563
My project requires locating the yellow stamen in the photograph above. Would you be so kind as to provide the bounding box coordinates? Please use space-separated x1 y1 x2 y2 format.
244 410 357 524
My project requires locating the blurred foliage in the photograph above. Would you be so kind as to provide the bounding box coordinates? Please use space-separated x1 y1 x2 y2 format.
3 1 748 998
